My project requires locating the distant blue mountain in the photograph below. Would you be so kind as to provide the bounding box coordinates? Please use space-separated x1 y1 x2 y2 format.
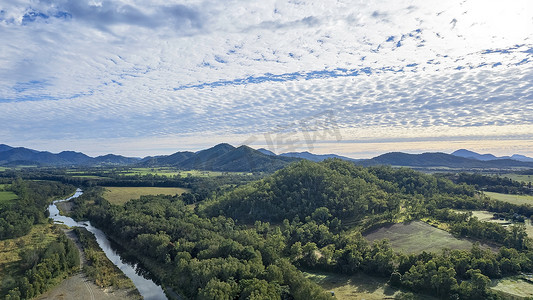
257 148 277 156
279 151 359 163
0 144 141 166
0 144 14 152
359 152 533 169
452 149 533 162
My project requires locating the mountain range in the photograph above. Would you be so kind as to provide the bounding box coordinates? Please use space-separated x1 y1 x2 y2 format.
0 144 140 167
1 143 533 171
359 152 533 169
451 149 533 162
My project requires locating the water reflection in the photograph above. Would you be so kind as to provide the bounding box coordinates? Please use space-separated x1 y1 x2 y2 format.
48 189 167 300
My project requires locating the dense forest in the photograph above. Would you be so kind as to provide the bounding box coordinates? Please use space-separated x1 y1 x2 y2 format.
0 179 75 240
4 232 80 300
0 179 78 299
65 159 533 299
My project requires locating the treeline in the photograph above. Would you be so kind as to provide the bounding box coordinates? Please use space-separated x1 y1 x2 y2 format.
443 172 532 195
0 168 259 204
81 194 333 299
4 232 80 300
0 179 75 240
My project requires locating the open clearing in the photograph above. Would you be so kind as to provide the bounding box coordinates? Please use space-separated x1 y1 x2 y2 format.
35 272 139 300
71 175 108 179
118 167 251 177
490 276 533 299
456 209 533 239
502 173 533 185
485 192 533 206
364 221 482 254
304 271 436 300
102 186 190 205
0 191 17 204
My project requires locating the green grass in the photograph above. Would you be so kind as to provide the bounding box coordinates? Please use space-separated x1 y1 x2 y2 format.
71 175 108 179
363 221 482 254
304 271 436 300
502 173 533 185
102 186 190 205
490 276 533 299
0 224 60 295
0 191 18 205
74 228 138 291
484 191 533 206
117 167 251 177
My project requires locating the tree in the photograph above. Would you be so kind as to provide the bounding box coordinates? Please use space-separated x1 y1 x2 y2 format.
430 266 458 297
197 278 238 300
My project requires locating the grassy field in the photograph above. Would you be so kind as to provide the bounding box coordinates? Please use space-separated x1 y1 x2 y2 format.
304 271 436 300
102 186 190 205
117 167 251 177
71 175 108 179
485 191 533 206
0 190 17 204
490 276 533 299
455 209 533 239
0 224 60 295
364 221 482 254
502 173 533 185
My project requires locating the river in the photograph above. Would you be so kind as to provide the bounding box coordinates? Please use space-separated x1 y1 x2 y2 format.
48 189 168 300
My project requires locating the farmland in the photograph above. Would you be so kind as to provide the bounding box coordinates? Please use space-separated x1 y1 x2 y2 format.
304 271 436 300
116 167 251 177
484 191 533 206
102 186 190 205
364 221 484 254
0 184 17 204
502 173 533 185
490 276 533 299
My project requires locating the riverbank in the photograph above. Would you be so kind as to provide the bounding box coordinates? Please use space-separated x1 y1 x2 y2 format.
43 190 150 300
35 227 141 300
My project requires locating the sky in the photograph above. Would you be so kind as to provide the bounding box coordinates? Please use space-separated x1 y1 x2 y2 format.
1 0 532 158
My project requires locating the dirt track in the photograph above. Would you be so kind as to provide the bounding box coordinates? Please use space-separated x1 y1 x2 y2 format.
36 272 139 300
36 228 140 300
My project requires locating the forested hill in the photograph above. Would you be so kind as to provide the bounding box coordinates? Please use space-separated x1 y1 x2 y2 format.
139 143 299 172
200 159 475 223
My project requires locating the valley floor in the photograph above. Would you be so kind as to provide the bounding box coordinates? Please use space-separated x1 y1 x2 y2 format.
37 229 139 300
305 271 437 300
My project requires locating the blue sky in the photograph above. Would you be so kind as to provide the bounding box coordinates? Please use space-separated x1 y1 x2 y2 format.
0 0 532 158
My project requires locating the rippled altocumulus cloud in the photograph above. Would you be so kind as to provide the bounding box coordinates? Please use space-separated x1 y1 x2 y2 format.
0 0 532 156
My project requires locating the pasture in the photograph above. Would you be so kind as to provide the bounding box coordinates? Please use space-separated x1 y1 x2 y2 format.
502 173 533 185
71 175 108 179
0 190 17 205
490 276 533 299
484 192 533 206
117 167 251 177
304 271 435 300
456 209 533 239
102 186 190 205
364 221 481 254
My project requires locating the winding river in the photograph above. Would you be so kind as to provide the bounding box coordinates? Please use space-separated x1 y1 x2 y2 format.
48 189 167 300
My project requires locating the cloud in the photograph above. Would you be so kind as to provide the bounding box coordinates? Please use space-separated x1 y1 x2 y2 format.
0 0 532 157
